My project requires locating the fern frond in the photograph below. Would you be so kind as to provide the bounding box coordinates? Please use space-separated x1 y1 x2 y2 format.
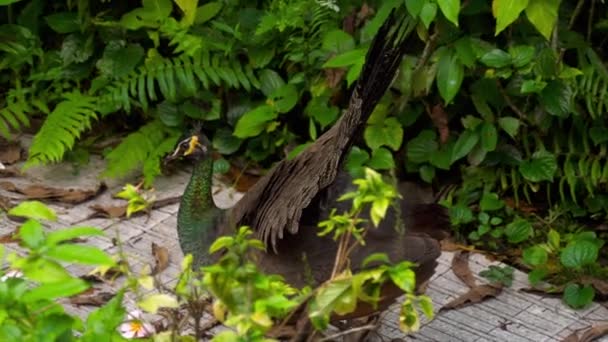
96 53 260 112
576 48 608 119
24 92 97 169
102 120 179 183
0 87 33 138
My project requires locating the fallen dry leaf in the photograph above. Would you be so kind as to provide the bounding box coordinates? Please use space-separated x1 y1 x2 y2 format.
562 322 608 342
428 104 449 144
441 251 504 311
0 181 105 204
70 291 115 307
0 230 18 243
151 242 170 275
87 196 181 220
0 141 22 164
452 251 477 288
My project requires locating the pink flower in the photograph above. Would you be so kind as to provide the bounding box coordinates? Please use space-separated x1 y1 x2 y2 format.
118 310 155 339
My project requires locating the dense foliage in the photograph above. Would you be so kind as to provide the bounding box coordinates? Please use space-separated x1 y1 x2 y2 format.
1 0 607 314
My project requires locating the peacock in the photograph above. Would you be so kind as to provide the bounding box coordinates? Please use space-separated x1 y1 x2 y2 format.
166 11 450 321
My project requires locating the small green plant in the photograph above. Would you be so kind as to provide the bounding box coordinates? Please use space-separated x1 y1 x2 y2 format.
480 266 514 287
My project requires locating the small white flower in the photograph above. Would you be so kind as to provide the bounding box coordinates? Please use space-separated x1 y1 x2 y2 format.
1 269 23 282
119 310 155 339
0 161 5 170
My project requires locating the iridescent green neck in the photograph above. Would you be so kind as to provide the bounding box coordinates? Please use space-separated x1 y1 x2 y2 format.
177 155 223 268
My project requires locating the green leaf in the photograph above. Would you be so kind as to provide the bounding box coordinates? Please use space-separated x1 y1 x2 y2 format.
540 80 573 117
175 0 197 25
509 45 535 68
419 2 438 29
563 283 594 309
419 165 436 183
437 0 460 26
525 0 559 40
519 150 557 182
18 220 45 249
451 130 479 162
498 117 520 138
429 147 453 170
480 49 512 68
547 229 560 250
480 122 498 152
407 130 438 163
480 192 504 211
323 49 366 68
559 66 583 79
560 240 599 268
9 201 56 221
45 12 79 33
492 0 529 36
120 0 173 30
22 258 72 283
269 84 298 113
258 69 285 97
23 278 89 302
405 0 425 17
528 269 548 285
310 279 356 319
520 79 547 93
97 42 144 79
47 245 115 266
46 226 104 245
522 246 548 266
195 2 222 24
437 51 464 104
504 218 532 243
138 293 179 313
388 264 416 293
209 236 234 254
322 30 355 54
233 105 276 138
364 118 404 151
368 148 395 170
212 128 242 155
454 37 476 67
362 253 390 267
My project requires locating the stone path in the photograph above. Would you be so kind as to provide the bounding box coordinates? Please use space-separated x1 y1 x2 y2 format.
1 156 607 341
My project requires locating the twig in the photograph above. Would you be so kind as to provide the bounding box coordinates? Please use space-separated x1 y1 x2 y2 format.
316 324 377 342
413 31 439 74
496 80 526 120
568 0 586 30
588 0 596 42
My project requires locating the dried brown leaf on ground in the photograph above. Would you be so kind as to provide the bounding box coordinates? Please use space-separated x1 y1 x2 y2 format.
0 230 18 243
0 181 105 204
519 286 564 298
0 141 22 164
441 251 504 311
151 242 170 275
69 291 115 307
562 322 608 342
452 251 477 288
428 104 449 144
87 196 181 220
0 167 20 177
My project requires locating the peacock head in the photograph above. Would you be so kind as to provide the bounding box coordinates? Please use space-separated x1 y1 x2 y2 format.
165 132 212 163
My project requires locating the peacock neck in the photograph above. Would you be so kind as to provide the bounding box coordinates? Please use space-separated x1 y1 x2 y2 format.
177 155 223 268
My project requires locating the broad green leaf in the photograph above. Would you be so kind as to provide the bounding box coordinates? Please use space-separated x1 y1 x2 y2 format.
525 0 559 40
547 229 560 250
437 51 464 104
492 0 529 36
258 69 285 97
437 0 460 26
212 128 242 154
509 45 535 68
22 258 72 283
522 246 548 266
209 236 234 253
47 245 115 266
269 84 298 113
461 115 483 130
310 279 356 318
46 226 104 245
23 278 89 302
97 42 144 79
406 0 425 17
362 253 390 267
563 283 594 309
480 49 512 68
368 148 395 170
388 264 416 292
120 0 173 30
18 220 45 249
429 147 453 170
528 268 548 285
480 192 504 211
233 105 276 138
407 130 438 163
419 2 438 29
498 116 520 138
138 293 179 313
535 48 558 77
364 118 404 151
504 218 532 243
520 79 547 93
454 37 476 67
195 2 222 24
559 66 583 79
306 96 338 129
175 0 197 26
560 240 599 268
0 0 23 5
519 150 557 182
480 122 498 152
419 165 436 183
451 130 479 162
9 200 56 221
322 30 355 54
45 12 79 33
323 49 366 68
540 80 573 117
467 143 487 166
